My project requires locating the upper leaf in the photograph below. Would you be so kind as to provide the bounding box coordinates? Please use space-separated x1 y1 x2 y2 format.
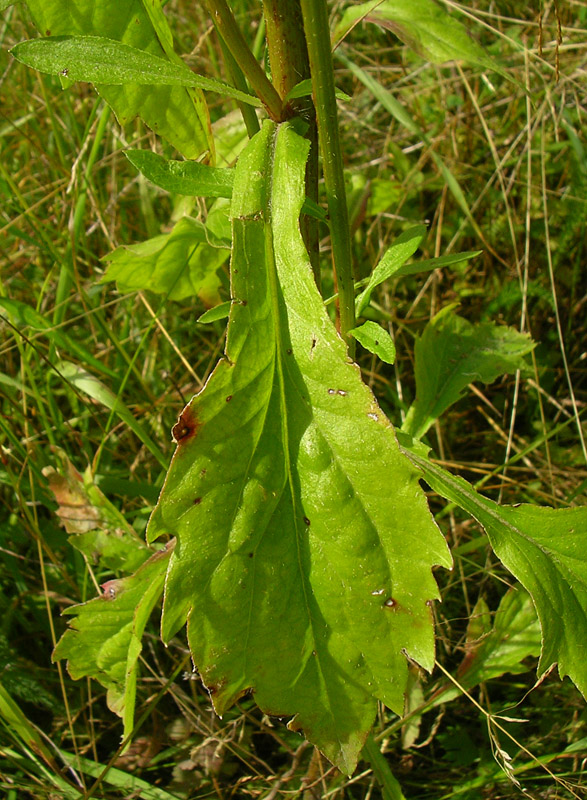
402 305 535 440
10 35 260 105
147 121 451 774
21 0 213 160
126 150 235 199
406 451 587 701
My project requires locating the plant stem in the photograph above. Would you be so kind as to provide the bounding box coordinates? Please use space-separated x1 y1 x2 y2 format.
204 0 284 121
217 37 260 137
299 0 355 349
262 0 320 286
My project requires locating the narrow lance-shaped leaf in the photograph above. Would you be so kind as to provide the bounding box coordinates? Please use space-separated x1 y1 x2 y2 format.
20 0 213 160
402 305 535 440
10 36 261 105
404 449 587 701
147 121 451 774
355 225 426 317
125 149 327 221
126 150 235 199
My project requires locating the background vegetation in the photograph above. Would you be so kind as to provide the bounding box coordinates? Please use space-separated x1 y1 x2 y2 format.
0 0 586 798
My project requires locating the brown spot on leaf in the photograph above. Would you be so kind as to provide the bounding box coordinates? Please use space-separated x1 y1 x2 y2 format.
303 516 311 526
45 30 51 36
172 405 200 444
101 579 122 599
383 597 398 609
225 395 233 402
193 497 202 505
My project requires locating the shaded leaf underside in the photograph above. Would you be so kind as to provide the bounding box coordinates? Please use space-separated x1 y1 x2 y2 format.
24 0 212 160
407 452 587 700
147 121 451 773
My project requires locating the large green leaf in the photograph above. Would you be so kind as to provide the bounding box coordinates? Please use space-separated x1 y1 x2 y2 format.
101 216 229 304
21 0 213 160
402 305 535 440
147 121 452 774
334 0 507 77
53 545 171 738
405 450 587 700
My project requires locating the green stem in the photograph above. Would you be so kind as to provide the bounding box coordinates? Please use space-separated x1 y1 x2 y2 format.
299 0 355 349
204 0 285 121
217 36 261 137
262 0 320 287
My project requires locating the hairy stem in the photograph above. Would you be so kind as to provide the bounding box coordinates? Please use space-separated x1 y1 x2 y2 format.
204 0 284 121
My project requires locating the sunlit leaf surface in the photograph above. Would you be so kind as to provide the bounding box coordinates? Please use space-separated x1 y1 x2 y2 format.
147 121 451 773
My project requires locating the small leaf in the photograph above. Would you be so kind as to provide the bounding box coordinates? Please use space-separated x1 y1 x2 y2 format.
101 216 228 304
53 545 172 739
126 150 235 198
285 77 352 103
402 306 535 439
394 250 482 278
355 226 426 316
350 322 396 364
334 0 508 77
198 302 231 324
10 35 261 106
126 149 327 221
42 448 151 572
404 451 587 701
147 121 451 774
